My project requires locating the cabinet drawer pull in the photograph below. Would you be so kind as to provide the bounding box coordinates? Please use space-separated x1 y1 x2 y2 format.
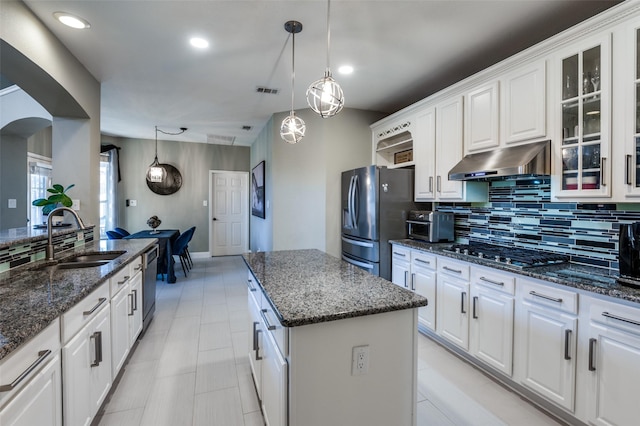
83 297 107 316
0 349 52 392
461 292 467 314
393 251 407 257
252 321 259 351
128 293 134 316
91 331 102 367
529 291 562 303
429 176 433 193
261 309 277 331
443 266 462 274
626 154 633 185
415 258 431 266
602 311 640 327
134 264 143 272
588 338 597 371
256 330 263 361
564 329 572 360
404 271 409 288
411 272 416 291
247 279 257 292
479 276 504 286
118 275 130 285
472 296 478 319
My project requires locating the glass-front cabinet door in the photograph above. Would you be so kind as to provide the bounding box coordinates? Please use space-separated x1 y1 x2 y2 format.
556 35 611 198
627 24 640 196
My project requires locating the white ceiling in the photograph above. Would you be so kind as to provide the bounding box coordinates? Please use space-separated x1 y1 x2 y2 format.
21 0 621 146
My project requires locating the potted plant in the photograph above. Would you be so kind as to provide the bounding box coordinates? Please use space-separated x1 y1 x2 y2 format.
32 183 75 215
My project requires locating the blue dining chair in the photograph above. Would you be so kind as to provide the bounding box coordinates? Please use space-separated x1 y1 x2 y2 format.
172 229 193 277
106 230 123 239
114 227 130 237
184 226 196 269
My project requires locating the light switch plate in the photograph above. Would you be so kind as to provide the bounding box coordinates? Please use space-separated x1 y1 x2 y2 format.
8 199 16 208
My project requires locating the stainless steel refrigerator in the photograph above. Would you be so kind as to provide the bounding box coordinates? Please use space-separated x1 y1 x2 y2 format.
341 165 416 280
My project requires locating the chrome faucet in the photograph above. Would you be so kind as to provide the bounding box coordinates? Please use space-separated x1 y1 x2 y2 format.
46 206 87 261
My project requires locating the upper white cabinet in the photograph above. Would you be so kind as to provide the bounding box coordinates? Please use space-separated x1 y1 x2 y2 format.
554 32 612 198
413 108 436 200
372 116 415 169
501 60 547 144
465 81 500 153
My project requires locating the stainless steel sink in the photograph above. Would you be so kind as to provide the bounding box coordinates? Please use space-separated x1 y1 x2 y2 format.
57 260 111 269
63 252 125 263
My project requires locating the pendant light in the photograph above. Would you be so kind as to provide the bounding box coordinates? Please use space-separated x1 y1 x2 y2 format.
146 126 187 195
306 0 344 118
280 21 306 144
147 126 165 183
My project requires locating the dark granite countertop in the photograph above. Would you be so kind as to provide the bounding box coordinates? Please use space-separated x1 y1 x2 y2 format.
0 238 157 361
390 239 640 305
0 224 95 249
242 249 428 327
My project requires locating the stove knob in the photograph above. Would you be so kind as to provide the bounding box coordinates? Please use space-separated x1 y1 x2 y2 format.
463 249 469 255
505 257 512 264
455 247 460 254
494 255 501 262
478 252 484 259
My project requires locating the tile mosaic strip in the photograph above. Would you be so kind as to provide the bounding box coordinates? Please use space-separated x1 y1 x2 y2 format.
437 179 640 272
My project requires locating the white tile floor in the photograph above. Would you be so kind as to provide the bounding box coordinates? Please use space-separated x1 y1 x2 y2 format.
97 256 563 426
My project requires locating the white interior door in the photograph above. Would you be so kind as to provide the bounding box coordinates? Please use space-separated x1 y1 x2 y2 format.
210 171 249 256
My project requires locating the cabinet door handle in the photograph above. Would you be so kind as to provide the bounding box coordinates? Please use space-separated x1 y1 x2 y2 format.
132 289 138 311
91 331 102 367
83 297 107 316
118 276 130 285
134 264 143 272
128 293 134 316
602 311 640 327
601 157 607 187
247 279 257 292
472 296 478 319
415 258 431 266
626 154 633 185
393 251 407 257
404 271 409 288
461 292 467 314
588 338 597 371
411 273 416 291
255 330 263 361
529 291 562 303
0 349 51 392
479 276 504 286
564 329 572 360
252 321 259 351
260 309 277 331
443 266 462 274
429 176 433 193
437 176 442 193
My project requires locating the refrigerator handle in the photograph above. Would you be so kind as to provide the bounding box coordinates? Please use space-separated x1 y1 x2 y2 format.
352 175 359 229
347 175 354 228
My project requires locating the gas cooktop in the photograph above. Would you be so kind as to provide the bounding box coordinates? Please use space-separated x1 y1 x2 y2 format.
443 243 569 269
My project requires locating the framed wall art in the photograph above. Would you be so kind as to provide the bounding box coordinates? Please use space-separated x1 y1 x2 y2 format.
251 160 265 219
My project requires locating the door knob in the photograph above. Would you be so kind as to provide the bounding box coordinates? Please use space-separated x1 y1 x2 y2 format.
212 218 217 221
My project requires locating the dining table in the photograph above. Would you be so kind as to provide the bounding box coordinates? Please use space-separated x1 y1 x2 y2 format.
124 229 180 283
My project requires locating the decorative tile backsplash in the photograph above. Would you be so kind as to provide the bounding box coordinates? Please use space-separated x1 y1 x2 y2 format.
436 179 640 271
0 229 95 273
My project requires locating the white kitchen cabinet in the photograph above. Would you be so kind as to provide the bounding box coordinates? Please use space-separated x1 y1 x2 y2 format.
0 319 61 426
469 266 515 376
391 245 411 289
247 278 263 400
514 277 577 412
62 293 112 426
554 32 612 198
372 116 415 169
501 60 547 144
581 296 640 426
465 81 500 153
412 250 437 331
436 257 470 350
110 281 130 376
128 268 143 347
261 329 287 426
413 108 436 200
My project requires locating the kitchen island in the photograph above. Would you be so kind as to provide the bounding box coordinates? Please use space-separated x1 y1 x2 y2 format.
243 249 428 426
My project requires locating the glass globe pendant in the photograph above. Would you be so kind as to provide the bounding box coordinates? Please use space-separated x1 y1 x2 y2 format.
306 0 344 118
280 20 305 144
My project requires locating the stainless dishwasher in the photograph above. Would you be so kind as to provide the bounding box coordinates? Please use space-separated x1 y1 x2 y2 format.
142 244 159 333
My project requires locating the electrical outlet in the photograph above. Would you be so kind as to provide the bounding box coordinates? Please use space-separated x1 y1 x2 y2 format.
351 345 369 375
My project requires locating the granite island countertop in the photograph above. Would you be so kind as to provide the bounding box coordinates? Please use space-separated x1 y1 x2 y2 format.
391 239 640 305
242 249 428 327
0 238 157 361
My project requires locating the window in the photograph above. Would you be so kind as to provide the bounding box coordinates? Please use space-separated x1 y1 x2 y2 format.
27 153 52 226
99 152 114 239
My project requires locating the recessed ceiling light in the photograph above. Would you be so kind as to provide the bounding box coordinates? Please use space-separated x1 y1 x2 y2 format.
53 12 90 29
190 37 209 49
338 65 354 75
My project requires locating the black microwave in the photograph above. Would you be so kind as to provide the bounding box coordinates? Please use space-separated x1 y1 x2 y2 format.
407 211 454 243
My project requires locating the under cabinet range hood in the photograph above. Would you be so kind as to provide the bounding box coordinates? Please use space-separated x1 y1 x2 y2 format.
448 140 551 181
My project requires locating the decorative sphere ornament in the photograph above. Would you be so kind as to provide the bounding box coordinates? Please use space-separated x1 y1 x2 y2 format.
306 72 344 118
280 113 306 144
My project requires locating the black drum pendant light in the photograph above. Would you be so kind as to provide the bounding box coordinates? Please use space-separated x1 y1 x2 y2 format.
306 0 344 118
280 20 306 144
146 126 187 195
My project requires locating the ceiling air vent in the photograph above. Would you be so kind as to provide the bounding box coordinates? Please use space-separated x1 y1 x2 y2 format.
242 125 252 131
256 86 279 95
207 134 236 145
